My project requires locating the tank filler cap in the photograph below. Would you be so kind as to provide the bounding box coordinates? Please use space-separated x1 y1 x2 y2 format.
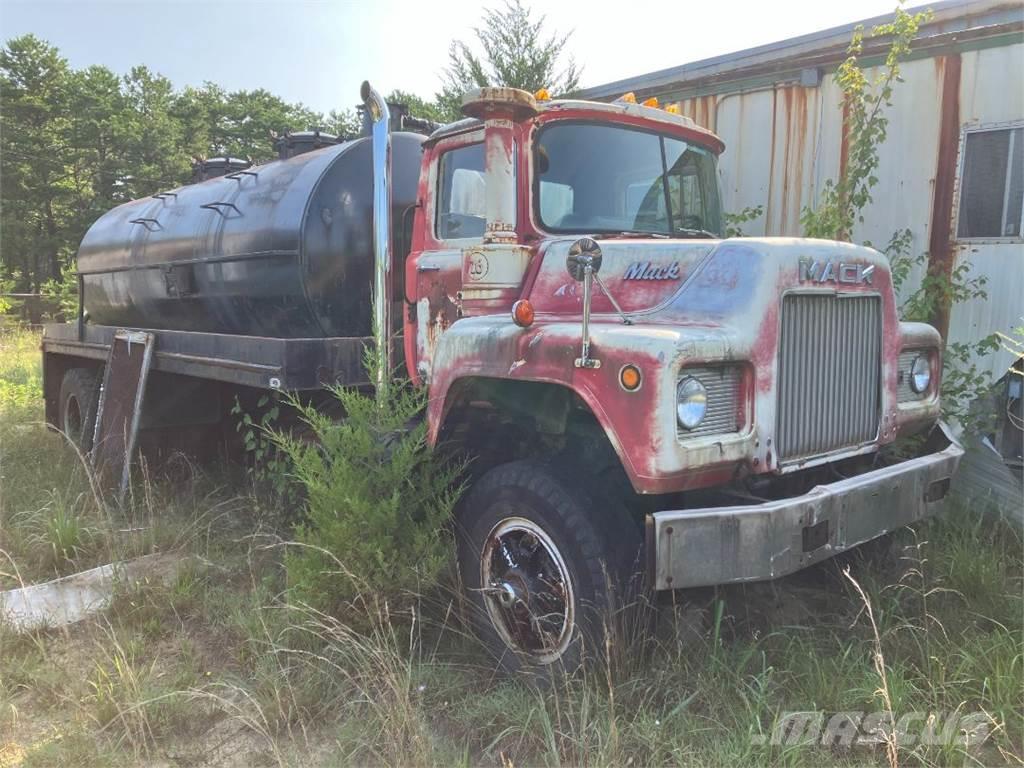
461 87 539 120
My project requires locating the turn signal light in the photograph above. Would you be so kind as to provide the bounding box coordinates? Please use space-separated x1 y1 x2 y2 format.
619 364 642 391
512 299 535 327
642 96 659 108
534 87 551 101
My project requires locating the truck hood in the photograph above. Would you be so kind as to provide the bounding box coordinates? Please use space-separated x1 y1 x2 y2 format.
527 236 894 329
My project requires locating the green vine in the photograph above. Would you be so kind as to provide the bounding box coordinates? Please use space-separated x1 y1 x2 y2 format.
231 393 298 509
801 6 931 241
723 205 764 238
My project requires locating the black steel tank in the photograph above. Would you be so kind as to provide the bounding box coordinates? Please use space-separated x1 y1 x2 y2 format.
77 132 424 338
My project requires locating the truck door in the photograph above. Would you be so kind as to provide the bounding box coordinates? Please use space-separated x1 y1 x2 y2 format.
407 129 487 383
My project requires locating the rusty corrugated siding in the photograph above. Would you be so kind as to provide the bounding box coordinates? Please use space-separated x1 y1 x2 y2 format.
666 33 1023 380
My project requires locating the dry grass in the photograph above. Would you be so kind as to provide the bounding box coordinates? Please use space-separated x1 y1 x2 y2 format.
2 327 1021 766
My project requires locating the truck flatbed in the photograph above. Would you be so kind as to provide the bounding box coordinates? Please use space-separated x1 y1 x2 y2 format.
42 323 372 392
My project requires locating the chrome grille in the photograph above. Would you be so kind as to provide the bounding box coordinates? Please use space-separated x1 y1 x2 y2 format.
897 349 925 403
777 294 881 460
677 365 741 439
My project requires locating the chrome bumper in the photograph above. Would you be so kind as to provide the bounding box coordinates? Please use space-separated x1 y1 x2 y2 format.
648 422 963 590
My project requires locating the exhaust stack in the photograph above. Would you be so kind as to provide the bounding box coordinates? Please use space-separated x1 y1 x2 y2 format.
361 81 392 400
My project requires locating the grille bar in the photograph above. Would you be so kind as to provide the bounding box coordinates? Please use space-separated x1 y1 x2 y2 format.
777 294 881 460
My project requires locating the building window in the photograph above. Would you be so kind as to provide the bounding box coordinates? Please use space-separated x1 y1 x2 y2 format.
957 126 1023 240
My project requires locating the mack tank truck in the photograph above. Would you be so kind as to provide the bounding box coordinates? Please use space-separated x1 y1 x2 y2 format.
42 82 963 673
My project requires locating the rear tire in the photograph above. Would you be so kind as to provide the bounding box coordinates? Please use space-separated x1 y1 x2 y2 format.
59 367 100 453
456 459 642 676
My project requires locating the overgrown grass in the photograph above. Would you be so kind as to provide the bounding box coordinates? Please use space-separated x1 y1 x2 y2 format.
1 326 1021 766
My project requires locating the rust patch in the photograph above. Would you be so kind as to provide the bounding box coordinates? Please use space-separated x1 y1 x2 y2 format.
682 95 718 132
765 89 779 232
927 53 962 340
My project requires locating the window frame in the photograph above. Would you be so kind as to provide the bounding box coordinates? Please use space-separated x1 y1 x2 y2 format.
530 119 723 237
953 120 1024 244
434 137 487 245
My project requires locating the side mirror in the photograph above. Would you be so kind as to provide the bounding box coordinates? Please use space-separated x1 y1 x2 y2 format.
566 237 603 281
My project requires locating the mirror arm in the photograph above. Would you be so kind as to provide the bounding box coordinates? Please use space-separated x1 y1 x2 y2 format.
574 263 601 369
592 272 633 325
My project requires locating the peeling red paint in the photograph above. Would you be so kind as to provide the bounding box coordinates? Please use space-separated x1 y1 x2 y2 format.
407 98 937 497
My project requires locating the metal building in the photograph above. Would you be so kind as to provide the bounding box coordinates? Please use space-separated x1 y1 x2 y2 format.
579 0 1023 385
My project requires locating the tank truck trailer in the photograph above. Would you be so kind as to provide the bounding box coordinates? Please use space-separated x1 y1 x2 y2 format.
42 82 963 671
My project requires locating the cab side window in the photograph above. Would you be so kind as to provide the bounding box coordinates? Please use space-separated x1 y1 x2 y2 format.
437 143 486 240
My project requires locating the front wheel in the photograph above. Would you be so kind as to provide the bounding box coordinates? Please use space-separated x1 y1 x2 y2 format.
456 459 641 675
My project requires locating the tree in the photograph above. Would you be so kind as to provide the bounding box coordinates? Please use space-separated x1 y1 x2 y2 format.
436 0 580 121
0 35 75 289
0 33 436 295
386 89 448 126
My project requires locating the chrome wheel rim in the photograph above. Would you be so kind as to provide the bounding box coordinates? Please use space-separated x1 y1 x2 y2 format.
480 516 575 664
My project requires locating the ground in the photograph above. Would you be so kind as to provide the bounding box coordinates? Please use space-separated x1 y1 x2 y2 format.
1 326 1021 767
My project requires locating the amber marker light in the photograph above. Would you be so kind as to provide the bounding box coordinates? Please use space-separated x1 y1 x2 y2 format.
642 96 659 108
619 364 642 391
534 87 551 101
618 92 637 104
512 299 535 327
665 104 681 114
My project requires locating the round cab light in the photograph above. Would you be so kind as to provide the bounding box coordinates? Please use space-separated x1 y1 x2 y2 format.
512 299 535 328
676 377 708 430
619 364 642 391
910 354 931 393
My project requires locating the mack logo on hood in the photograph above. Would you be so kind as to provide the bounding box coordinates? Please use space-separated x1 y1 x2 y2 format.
799 259 874 285
623 261 682 280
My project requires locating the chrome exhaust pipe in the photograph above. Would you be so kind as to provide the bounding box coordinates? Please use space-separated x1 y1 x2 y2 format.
361 80 392 400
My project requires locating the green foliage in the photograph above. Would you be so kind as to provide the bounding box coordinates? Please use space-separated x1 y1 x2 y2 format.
723 205 764 238
274 371 464 619
801 6 931 241
0 277 12 315
886 229 1000 430
436 0 581 121
0 326 43 415
41 269 78 318
386 88 449 126
231 393 298 509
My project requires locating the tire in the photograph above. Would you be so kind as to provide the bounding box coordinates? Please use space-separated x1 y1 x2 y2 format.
456 459 642 676
59 367 100 453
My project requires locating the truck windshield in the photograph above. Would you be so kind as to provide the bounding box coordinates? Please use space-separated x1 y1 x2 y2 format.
535 122 722 237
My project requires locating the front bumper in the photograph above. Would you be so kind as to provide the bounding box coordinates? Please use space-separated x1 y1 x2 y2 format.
647 422 963 590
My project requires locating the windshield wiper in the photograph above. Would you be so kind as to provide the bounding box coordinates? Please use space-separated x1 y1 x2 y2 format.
592 230 670 239
672 227 718 239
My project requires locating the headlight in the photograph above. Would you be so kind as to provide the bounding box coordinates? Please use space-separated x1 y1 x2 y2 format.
676 377 707 430
910 354 931 393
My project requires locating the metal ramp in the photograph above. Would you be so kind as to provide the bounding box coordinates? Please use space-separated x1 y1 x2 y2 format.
91 330 154 499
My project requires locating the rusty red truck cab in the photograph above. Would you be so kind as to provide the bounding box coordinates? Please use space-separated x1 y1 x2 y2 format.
400 88 961 671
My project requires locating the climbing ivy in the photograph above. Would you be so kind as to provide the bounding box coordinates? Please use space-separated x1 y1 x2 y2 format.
801 6 931 240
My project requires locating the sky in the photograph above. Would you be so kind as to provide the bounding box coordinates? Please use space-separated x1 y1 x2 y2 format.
1 0 906 116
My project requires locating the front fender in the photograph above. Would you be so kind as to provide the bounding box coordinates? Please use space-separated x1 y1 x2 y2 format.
425 315 745 494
